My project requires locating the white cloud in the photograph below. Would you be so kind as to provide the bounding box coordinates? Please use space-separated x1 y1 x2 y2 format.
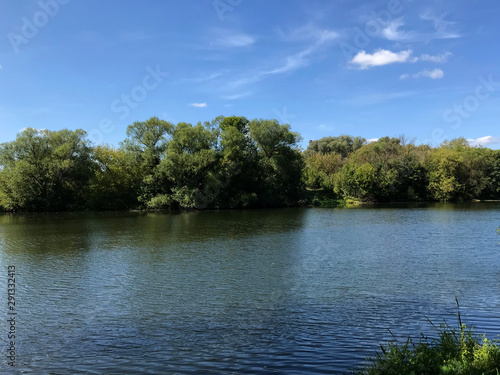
264 27 338 75
265 48 312 74
277 24 338 43
382 18 414 41
420 52 452 63
351 49 415 69
195 72 223 82
222 92 252 100
226 25 338 89
401 69 444 80
190 102 207 108
420 69 444 79
212 32 255 48
380 15 460 42
366 138 379 144
467 136 500 147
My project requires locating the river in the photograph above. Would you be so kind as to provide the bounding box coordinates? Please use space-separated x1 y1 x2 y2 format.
0 203 499 374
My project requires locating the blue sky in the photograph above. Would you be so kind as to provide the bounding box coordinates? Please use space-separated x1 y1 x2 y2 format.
1 0 500 149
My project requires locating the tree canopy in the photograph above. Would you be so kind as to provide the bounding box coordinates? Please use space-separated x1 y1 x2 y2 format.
0 117 499 212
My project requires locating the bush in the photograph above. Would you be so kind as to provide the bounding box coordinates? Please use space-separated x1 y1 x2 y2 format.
358 301 500 375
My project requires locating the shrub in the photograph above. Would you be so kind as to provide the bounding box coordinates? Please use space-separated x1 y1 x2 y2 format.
358 300 500 375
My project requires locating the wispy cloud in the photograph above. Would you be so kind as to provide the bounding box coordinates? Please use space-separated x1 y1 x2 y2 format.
366 138 379 144
226 25 338 89
194 72 223 82
345 91 416 105
400 68 444 80
380 15 460 42
350 49 416 69
264 27 338 75
222 92 252 100
277 23 339 43
118 31 158 42
211 31 256 48
381 18 414 41
420 52 452 63
318 124 334 131
420 11 461 39
467 136 500 147
415 69 444 79
190 102 207 108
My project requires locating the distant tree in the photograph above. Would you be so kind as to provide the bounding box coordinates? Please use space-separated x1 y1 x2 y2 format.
305 135 366 158
249 119 304 206
0 128 93 211
155 122 219 208
217 116 259 207
122 116 174 167
488 150 500 198
88 145 140 210
303 152 343 191
121 116 174 205
425 140 491 201
332 137 429 201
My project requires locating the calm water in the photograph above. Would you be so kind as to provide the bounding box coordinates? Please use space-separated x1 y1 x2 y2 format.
0 203 499 374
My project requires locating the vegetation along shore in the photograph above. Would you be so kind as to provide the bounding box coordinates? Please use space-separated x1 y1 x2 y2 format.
0 116 499 212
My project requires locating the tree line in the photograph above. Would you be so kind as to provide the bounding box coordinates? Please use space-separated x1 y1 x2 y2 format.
0 116 498 212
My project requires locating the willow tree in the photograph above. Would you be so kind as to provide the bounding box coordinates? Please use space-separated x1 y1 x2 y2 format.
0 128 93 211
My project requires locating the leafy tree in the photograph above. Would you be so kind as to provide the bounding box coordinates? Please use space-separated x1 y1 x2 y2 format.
217 116 259 207
88 145 141 210
121 116 174 205
426 140 491 201
0 128 93 211
155 122 219 209
487 150 500 198
305 135 366 158
334 162 378 200
333 137 428 201
249 119 304 206
303 152 343 191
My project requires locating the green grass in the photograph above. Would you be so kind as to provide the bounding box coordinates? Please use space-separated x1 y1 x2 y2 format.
356 300 500 375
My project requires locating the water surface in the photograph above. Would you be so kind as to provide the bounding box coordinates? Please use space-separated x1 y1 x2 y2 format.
1 203 499 374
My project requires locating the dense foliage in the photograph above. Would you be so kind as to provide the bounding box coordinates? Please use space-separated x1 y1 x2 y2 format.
0 116 303 211
304 135 500 204
0 116 499 211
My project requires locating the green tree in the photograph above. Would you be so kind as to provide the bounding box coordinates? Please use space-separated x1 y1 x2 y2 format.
217 116 259 207
333 137 428 201
0 128 93 211
88 145 141 210
154 122 219 208
303 152 343 191
305 135 366 158
426 140 492 201
121 116 174 205
249 119 304 206
334 162 378 200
